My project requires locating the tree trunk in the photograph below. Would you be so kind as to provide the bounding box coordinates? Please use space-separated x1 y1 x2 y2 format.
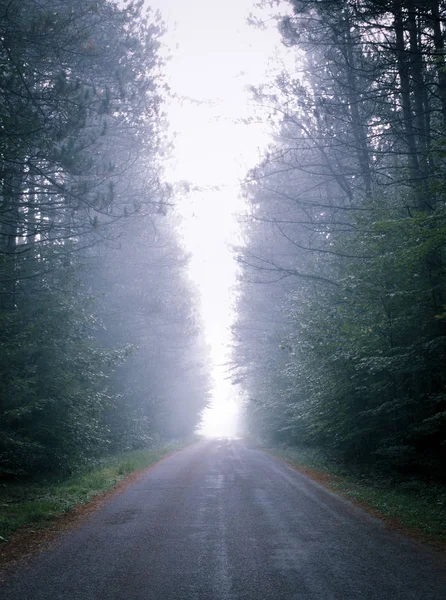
0 168 19 309
343 11 373 199
392 0 426 210
429 0 446 127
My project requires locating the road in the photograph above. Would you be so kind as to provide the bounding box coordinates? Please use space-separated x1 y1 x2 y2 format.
2 439 446 599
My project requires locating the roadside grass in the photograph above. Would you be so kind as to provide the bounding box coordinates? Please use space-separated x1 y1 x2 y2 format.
0 443 184 543
269 445 446 544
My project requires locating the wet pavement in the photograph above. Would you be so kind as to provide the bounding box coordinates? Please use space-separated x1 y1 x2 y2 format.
2 439 446 599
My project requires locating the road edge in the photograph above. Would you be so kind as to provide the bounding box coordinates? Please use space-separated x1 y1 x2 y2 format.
263 446 446 554
0 443 188 575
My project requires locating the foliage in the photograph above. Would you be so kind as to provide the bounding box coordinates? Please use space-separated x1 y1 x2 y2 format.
0 261 128 476
0 0 210 478
89 215 211 451
234 0 446 480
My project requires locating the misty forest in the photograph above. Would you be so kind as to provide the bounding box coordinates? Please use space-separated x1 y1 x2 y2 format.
0 0 211 477
234 0 446 482
1 0 446 539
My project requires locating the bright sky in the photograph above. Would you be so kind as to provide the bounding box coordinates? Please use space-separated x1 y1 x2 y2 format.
148 0 291 436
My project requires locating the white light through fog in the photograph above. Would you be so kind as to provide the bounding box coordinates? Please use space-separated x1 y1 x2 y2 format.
149 0 291 437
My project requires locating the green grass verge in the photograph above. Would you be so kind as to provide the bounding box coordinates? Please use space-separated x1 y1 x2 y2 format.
269 445 446 544
0 443 185 543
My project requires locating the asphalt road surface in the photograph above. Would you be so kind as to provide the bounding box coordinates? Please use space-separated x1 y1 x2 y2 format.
2 439 446 599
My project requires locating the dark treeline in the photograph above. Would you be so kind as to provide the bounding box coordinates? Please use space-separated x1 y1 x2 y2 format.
0 0 210 477
234 0 446 479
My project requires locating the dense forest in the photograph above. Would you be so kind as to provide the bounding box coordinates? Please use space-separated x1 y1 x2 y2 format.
0 0 210 477
3 0 446 484
2 3 446 596
234 0 446 480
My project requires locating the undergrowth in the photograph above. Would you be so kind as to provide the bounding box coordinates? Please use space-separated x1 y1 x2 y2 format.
0 443 183 542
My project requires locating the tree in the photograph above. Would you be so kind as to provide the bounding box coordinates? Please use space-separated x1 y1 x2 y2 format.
233 0 446 479
87 214 211 450
0 0 196 477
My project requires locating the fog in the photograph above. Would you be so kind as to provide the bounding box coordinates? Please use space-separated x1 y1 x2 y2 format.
149 0 290 437
2 0 445 487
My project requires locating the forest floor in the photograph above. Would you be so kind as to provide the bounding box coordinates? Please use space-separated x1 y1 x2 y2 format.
0 442 185 547
268 445 446 549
